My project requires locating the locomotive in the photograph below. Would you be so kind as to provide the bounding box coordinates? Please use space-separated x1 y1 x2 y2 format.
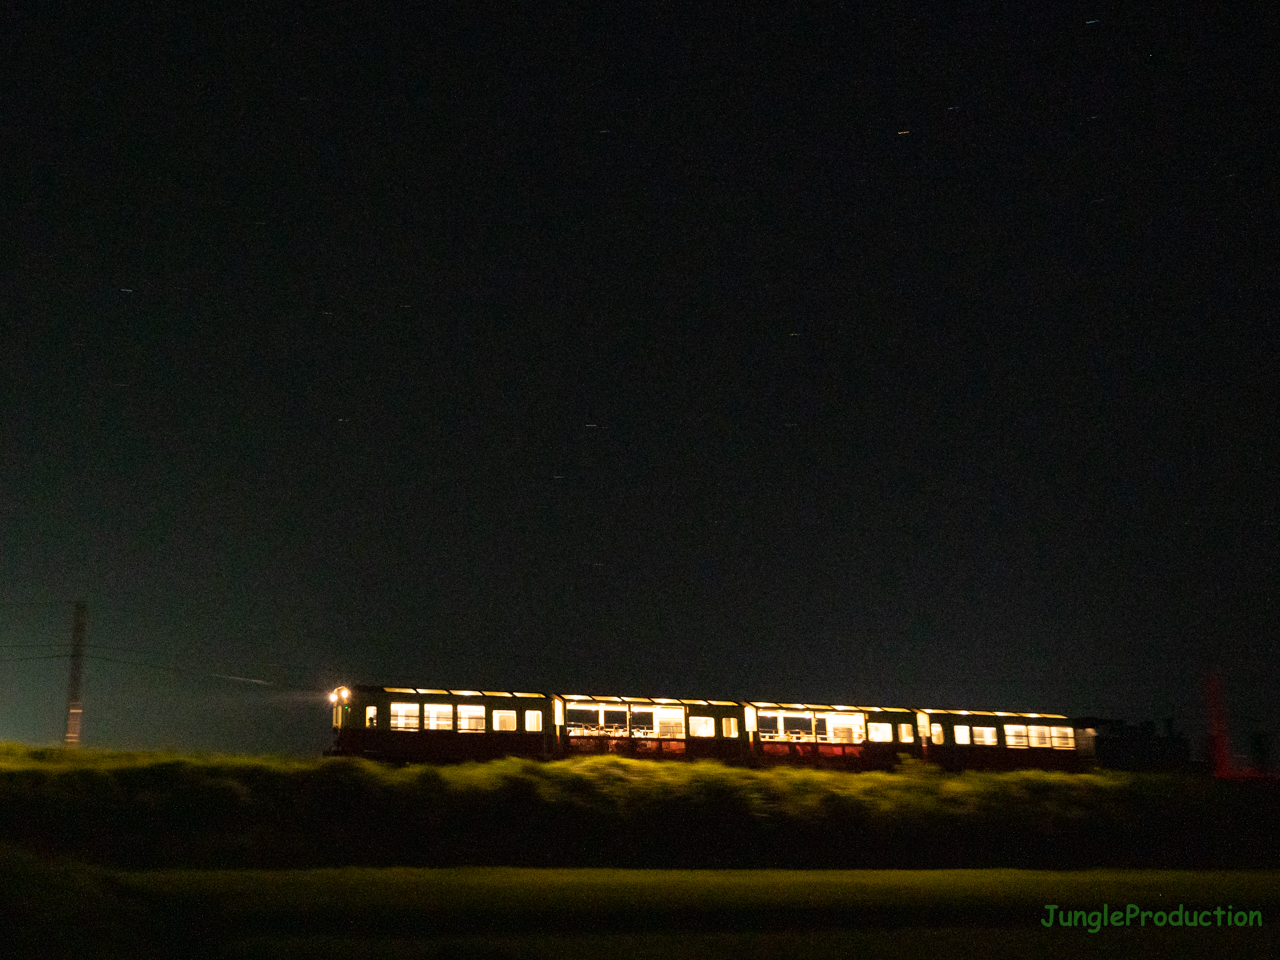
328 684 1094 771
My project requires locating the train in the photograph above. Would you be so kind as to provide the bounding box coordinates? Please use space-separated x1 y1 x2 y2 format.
328 684 1101 771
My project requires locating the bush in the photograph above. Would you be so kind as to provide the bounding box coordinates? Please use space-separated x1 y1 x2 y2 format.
0 744 1275 869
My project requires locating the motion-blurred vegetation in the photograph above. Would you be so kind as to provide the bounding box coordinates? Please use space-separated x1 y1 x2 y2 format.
1 744 1277 869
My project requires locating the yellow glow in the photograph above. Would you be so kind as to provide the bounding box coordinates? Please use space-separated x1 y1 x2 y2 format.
745 705 758 732
514 692 545 698
450 690 482 696
679 699 709 705
868 722 893 742
973 726 998 746
384 687 416 693
481 691 513 697
651 698 679 704
750 701 778 708
416 688 448 694
621 696 653 703
554 699 565 725
954 725 971 745
1004 724 1029 748
689 716 715 737
329 692 338 703
708 700 738 706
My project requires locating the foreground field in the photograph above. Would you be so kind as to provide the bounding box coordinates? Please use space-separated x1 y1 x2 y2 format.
6 858 1278 960
3 744 1279 869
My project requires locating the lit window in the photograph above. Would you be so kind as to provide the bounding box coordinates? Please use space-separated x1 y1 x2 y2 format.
1051 726 1075 749
525 710 543 733
930 723 944 744
1028 725 1051 748
1004 725 1029 748
898 723 914 743
423 704 453 730
493 710 517 732
868 722 893 742
744 705 758 732
973 726 998 746
458 704 486 732
390 702 420 731
689 716 715 737
722 717 739 738
656 707 685 738
954 725 971 745
827 713 858 742
365 706 378 728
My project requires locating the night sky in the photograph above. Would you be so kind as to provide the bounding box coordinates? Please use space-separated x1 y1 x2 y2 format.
2 3 1275 755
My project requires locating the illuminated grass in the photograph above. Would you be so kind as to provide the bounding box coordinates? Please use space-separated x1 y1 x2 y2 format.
0 745 1276 869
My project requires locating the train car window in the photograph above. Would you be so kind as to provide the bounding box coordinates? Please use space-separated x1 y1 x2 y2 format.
898 723 914 743
744 705 757 733
458 705 486 732
1051 726 1075 749
757 713 780 739
1028 725 1051 748
689 716 715 737
657 707 685 739
868 722 893 742
493 710 517 732
722 717 739 738
629 707 656 737
973 726 998 746
390 702 420 731
1003 724 1029 748
783 715 815 740
525 710 543 733
423 704 453 731
954 725 971 745
930 723 944 744
825 713 859 743
365 706 377 729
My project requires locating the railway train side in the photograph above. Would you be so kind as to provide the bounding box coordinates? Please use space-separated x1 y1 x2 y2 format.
328 684 1096 771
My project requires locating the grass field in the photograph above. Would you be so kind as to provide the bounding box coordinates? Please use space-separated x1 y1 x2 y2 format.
7 856 1278 960
5 744 1279 869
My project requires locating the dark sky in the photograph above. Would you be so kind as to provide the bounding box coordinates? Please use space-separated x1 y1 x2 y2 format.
2 2 1275 755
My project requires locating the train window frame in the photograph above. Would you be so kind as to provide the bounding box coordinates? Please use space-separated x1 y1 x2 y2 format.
458 704 486 733
898 723 914 743
365 706 377 729
868 722 893 743
973 726 998 746
493 710 517 732
390 702 420 732
1004 724 1029 748
954 725 971 745
930 723 944 744
656 706 685 739
722 717 738 738
1028 725 1051 748
689 716 715 738
423 704 453 731
525 710 543 733
1051 726 1075 750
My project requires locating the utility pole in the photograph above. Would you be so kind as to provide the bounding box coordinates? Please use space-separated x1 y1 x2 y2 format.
64 601 86 746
